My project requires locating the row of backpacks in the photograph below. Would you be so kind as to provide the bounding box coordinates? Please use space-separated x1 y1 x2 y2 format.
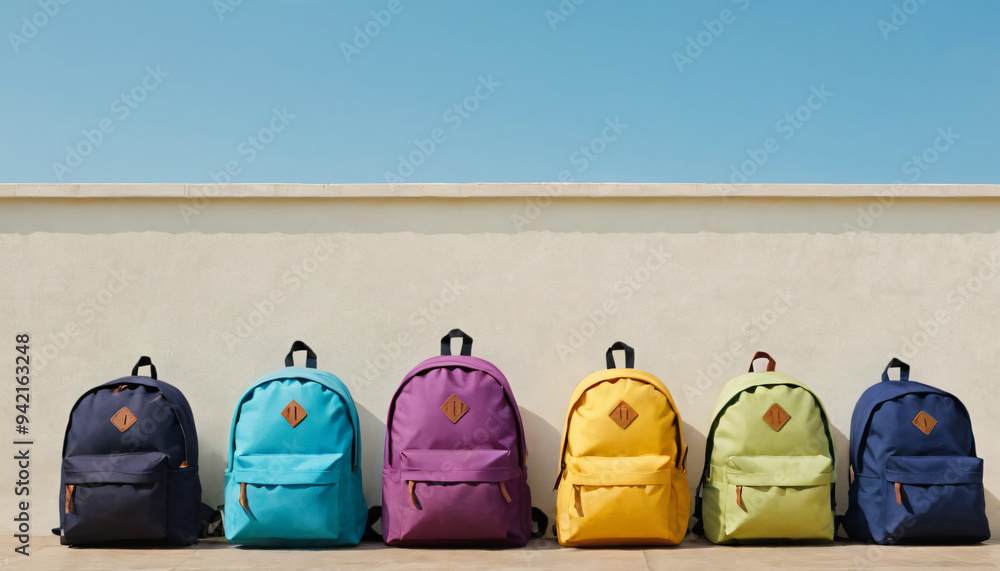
55 329 990 548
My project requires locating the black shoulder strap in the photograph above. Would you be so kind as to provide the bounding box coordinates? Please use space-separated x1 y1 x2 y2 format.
363 506 383 540
199 503 224 538
530 507 548 539
691 480 705 536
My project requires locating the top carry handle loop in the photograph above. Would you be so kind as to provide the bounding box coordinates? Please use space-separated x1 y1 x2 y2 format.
749 351 776 373
606 342 636 369
284 340 318 368
881 358 910 382
441 329 473 356
131 356 157 379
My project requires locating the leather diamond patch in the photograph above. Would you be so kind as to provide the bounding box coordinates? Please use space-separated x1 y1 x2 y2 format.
912 411 937 435
609 400 638 429
441 394 469 423
111 406 138 432
763 403 791 432
281 400 307 428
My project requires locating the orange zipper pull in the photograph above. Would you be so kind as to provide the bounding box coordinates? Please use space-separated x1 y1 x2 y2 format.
65 485 75 514
736 485 745 511
408 481 420 509
499 481 512 503
239 482 253 517
895 482 904 505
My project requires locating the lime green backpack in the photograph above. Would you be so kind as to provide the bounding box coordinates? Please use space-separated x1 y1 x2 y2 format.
694 352 836 544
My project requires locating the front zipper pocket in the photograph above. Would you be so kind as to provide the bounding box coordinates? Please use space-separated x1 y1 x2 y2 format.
226 453 343 542
562 454 680 545
723 455 835 541
62 452 168 543
398 448 522 543
882 455 990 542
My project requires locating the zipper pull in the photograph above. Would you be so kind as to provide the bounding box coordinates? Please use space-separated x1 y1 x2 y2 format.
408 481 421 509
239 482 254 518
499 481 512 503
65 485 75 514
895 482 904 505
553 461 566 491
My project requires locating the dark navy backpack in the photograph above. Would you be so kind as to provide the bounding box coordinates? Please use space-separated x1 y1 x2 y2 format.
844 358 990 544
56 357 214 545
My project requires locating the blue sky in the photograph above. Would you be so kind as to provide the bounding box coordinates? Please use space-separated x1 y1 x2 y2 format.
1 0 997 184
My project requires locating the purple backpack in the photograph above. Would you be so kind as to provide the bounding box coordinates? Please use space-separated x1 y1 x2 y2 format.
380 329 540 546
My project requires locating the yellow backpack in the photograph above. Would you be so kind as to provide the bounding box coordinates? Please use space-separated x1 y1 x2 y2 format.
554 342 690 546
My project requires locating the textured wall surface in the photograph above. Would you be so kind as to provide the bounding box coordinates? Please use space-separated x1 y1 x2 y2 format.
1 187 998 535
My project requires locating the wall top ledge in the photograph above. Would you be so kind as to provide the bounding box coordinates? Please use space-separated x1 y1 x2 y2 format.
1 183 998 199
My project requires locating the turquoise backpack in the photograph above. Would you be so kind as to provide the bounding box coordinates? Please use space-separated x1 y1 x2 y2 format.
224 341 367 546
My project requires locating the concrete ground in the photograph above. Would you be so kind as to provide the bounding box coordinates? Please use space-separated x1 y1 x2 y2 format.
1 536 997 570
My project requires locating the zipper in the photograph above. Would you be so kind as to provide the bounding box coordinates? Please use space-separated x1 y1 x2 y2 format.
553 461 566 491
155 390 192 467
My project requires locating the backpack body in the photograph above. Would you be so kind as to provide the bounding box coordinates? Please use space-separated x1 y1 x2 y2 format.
843 359 990 544
224 341 366 547
555 342 690 546
58 357 203 546
381 329 531 546
698 352 836 544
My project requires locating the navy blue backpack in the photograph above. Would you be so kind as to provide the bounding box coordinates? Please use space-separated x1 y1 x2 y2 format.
56 357 214 545
844 358 990 543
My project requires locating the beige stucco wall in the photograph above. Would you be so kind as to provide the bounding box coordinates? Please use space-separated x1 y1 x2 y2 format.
1 184 998 536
